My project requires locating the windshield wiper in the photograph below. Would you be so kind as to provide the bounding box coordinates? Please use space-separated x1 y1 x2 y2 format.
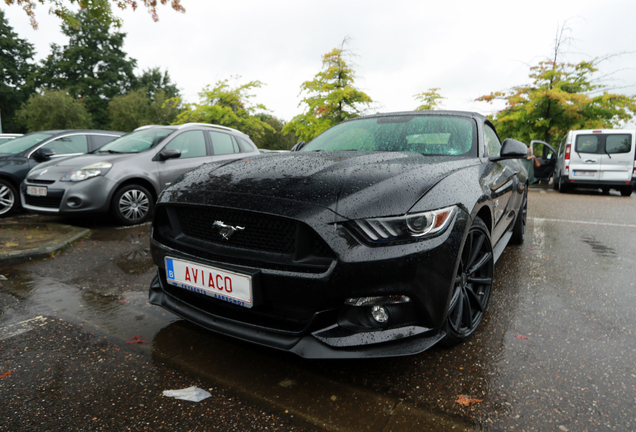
96 149 123 154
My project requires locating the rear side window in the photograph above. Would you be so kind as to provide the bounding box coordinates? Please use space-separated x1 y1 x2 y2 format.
575 135 598 153
606 134 632 154
236 136 254 152
208 131 240 155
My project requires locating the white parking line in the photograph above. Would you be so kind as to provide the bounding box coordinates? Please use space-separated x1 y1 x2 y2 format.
0 316 48 341
531 217 636 229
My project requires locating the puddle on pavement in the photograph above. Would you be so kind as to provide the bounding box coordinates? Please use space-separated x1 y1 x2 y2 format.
0 269 178 354
114 231 154 275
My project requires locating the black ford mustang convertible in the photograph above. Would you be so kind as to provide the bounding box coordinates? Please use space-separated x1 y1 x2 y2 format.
149 111 528 358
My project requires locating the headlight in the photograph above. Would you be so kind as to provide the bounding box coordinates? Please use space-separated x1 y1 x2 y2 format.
350 205 456 244
60 162 113 182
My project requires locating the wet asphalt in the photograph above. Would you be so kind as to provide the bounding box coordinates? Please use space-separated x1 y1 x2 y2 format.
0 186 635 431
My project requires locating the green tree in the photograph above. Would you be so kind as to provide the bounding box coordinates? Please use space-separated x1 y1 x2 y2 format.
137 67 180 100
0 9 36 133
38 10 138 129
477 25 636 146
109 89 181 132
283 41 373 142
175 78 274 142
252 113 297 150
4 0 185 29
478 59 636 146
17 89 92 131
414 88 445 111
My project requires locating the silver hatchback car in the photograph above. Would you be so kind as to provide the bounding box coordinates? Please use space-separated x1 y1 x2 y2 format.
21 123 260 224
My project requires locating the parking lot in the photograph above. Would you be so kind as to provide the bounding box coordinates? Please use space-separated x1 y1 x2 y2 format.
1 185 635 431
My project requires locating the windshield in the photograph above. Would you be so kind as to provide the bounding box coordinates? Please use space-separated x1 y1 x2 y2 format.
96 128 176 153
0 133 52 154
301 115 476 156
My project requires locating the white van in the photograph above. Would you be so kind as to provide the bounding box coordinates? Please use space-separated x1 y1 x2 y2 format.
553 129 636 196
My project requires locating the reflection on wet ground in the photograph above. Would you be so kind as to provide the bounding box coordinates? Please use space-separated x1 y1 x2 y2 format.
581 235 617 257
0 269 177 352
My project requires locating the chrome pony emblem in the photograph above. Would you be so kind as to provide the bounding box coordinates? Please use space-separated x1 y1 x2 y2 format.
213 220 245 240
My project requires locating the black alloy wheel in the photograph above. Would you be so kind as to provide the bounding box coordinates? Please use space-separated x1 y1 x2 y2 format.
441 217 494 346
0 180 18 216
111 184 154 225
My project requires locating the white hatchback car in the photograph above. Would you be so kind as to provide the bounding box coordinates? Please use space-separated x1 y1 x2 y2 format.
553 129 636 196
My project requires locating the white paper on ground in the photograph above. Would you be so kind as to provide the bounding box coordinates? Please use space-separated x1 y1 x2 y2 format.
162 386 212 402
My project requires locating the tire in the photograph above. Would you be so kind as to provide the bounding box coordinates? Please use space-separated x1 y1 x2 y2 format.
558 176 570 193
620 186 633 197
0 179 18 216
511 188 527 245
441 217 494 347
551 174 558 190
111 184 154 225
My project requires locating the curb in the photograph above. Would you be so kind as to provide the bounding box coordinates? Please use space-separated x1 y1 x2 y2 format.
0 222 90 266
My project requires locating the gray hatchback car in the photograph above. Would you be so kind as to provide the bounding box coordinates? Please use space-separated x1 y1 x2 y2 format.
21 123 260 225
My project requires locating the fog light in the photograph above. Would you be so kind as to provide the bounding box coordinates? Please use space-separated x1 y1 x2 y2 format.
67 197 83 208
371 305 389 323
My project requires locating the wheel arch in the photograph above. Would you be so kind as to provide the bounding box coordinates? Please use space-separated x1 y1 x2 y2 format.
108 177 158 210
0 173 21 190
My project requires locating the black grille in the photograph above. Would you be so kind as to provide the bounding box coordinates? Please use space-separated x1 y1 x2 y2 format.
153 205 336 273
176 206 296 254
26 179 55 185
24 195 62 209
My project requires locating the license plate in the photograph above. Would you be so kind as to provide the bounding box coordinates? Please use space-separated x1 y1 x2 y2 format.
165 257 253 308
573 170 595 177
27 186 47 196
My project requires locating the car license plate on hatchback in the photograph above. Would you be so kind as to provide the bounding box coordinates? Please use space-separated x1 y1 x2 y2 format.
573 170 595 177
26 186 47 196
165 257 253 308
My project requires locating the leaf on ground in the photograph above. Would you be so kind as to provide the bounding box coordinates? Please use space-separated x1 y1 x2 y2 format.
516 335 528 340
126 335 149 344
0 371 12 379
455 395 482 406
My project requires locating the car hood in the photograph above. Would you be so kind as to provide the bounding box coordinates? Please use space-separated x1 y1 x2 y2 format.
26 153 144 180
162 151 479 220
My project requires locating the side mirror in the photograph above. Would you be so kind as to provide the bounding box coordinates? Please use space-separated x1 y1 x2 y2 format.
158 148 181 161
32 147 56 162
291 141 306 152
490 138 528 161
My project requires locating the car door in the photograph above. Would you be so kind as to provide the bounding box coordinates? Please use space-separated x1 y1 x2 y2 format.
157 130 211 190
598 132 634 182
530 140 557 181
569 133 602 181
483 125 516 245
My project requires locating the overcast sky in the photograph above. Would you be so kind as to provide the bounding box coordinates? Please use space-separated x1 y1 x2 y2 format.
4 0 636 126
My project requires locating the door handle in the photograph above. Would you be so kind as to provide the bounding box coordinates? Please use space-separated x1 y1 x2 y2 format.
584 159 597 163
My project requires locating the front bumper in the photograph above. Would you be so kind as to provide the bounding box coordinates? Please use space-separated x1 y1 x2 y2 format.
21 176 114 215
148 204 469 359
